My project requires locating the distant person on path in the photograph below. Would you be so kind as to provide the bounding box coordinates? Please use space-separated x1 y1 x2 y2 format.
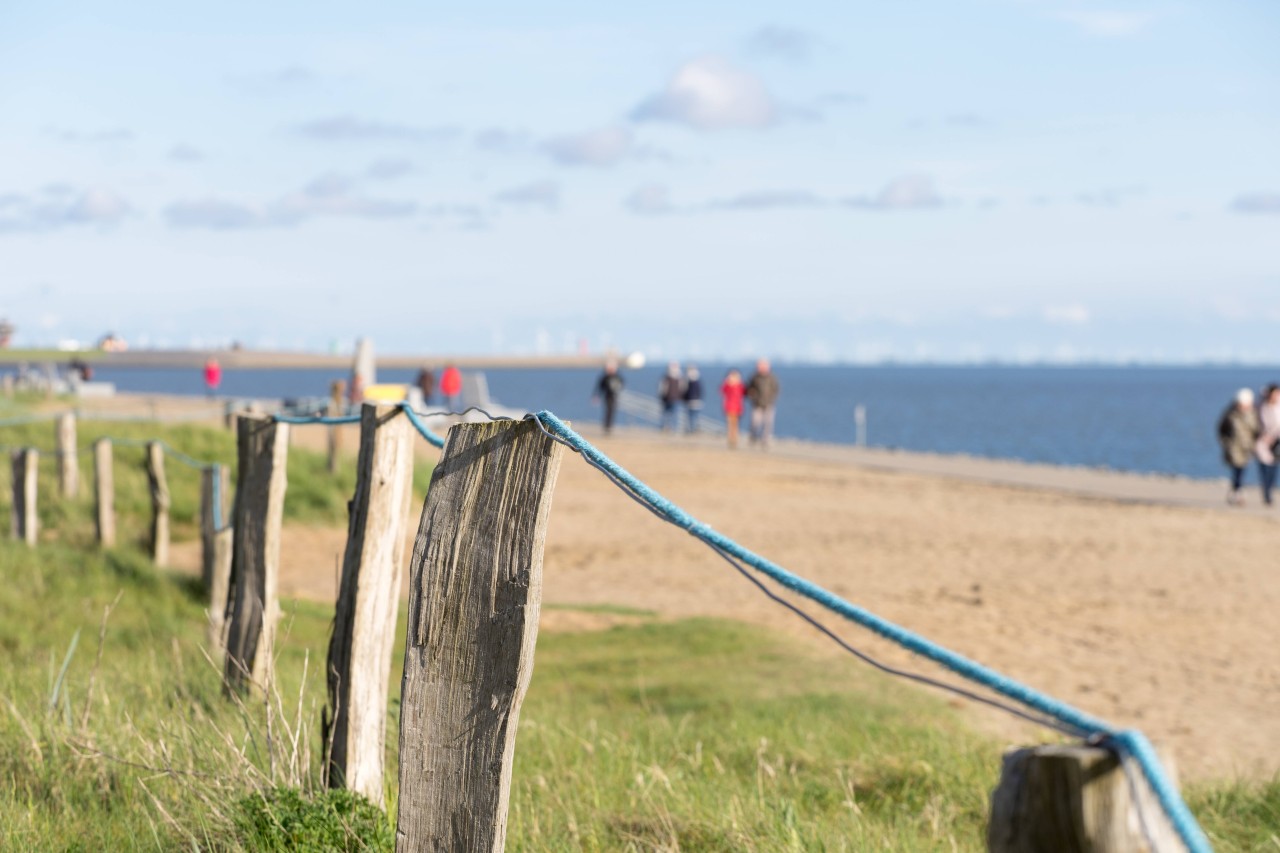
721 368 745 449
439 364 462 410
415 367 435 406
1255 384 1280 506
683 365 704 433
203 357 222 397
593 360 624 434
746 358 780 447
1218 388 1259 506
659 362 684 432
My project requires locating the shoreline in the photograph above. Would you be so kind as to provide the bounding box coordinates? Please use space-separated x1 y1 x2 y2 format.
51 391 1267 515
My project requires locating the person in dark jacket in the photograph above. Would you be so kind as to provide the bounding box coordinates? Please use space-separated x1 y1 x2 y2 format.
745 358 780 447
1218 387 1259 506
415 367 435 406
658 362 684 432
593 360 624 434
683 365 704 433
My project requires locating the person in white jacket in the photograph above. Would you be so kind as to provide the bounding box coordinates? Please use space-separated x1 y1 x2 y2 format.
1254 383 1280 506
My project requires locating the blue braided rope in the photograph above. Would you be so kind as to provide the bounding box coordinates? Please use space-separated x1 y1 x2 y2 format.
0 413 58 427
398 404 446 448
272 412 361 425
534 410 1212 853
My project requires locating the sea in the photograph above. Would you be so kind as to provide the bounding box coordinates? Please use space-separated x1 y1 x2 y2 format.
80 363 1280 481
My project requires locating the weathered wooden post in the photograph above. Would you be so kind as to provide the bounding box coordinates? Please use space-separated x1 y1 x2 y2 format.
93 439 115 547
327 380 346 474
987 744 1184 852
324 404 415 804
10 449 38 546
223 416 289 695
146 442 170 567
395 418 564 851
56 412 78 498
208 526 235 653
199 463 230 591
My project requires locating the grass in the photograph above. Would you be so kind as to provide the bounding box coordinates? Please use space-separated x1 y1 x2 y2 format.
0 411 436 548
1 402 1278 850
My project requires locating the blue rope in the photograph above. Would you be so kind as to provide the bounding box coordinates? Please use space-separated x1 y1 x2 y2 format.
271 412 362 425
533 410 1212 853
398 404 446 448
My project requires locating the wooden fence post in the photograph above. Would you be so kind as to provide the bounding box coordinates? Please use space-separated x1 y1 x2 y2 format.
327 380 346 474
200 464 230 592
324 404 415 804
10 449 38 546
987 744 1183 852
56 413 78 498
208 526 234 653
395 419 564 851
146 442 170 567
223 416 289 695
93 439 115 547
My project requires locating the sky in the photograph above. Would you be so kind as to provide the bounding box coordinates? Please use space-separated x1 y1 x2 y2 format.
1 0 1278 363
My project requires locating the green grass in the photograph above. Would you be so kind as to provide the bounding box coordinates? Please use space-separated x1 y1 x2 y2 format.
0 412 435 548
1 403 1277 850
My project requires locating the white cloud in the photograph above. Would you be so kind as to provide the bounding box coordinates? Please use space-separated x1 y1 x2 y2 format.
365 157 414 180
544 126 633 167
1231 193 1280 214
0 186 132 233
746 25 820 63
625 184 672 215
165 174 416 230
712 189 824 210
294 115 459 142
632 56 776 131
169 143 205 162
1043 304 1091 325
493 180 559 209
1052 10 1156 38
845 175 942 210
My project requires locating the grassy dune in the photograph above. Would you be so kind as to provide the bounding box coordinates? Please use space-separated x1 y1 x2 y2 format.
0 410 1276 850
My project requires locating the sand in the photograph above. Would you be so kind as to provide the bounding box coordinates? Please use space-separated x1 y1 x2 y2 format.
88 396 1277 783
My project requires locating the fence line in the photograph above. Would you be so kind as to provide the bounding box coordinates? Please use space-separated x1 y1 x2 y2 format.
1 402 1212 850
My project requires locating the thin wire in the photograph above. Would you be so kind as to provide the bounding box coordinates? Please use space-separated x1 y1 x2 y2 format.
525 412 1084 737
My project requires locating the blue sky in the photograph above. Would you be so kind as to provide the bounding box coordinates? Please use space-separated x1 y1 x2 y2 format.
1 0 1277 362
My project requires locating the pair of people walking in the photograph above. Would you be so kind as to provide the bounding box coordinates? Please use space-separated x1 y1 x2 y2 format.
658 362 704 432
721 359 780 449
1218 384 1280 506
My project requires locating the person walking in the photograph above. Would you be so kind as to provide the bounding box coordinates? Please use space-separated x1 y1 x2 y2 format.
415 366 435 406
721 368 745 449
203 357 222 397
593 360 624 434
1255 383 1280 506
745 358 780 447
683 365 704 433
658 362 684 432
439 364 462 411
1218 387 1259 506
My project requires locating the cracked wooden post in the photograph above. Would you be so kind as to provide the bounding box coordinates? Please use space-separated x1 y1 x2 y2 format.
324 404 415 805
56 412 78 498
10 449 38 546
146 442 170 567
223 416 289 695
987 743 1184 853
395 418 564 851
93 439 115 547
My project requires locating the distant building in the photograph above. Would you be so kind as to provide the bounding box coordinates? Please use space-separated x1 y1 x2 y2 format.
0 318 13 348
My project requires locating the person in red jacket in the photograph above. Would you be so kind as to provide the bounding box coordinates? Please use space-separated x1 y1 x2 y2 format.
440 364 462 411
720 368 745 449
203 357 222 397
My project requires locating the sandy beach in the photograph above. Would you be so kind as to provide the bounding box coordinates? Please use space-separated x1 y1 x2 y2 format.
90 395 1277 784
